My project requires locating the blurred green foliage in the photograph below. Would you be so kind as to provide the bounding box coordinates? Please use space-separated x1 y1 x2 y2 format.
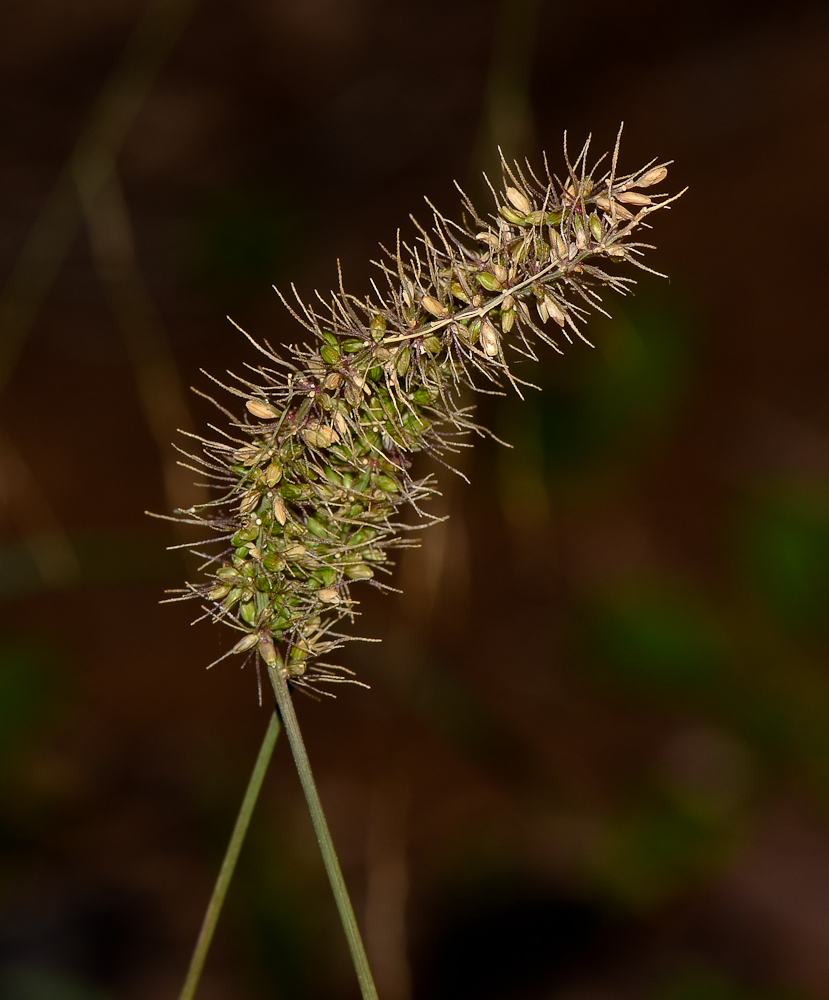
588 587 729 699
0 632 69 865
0 966 110 1000
234 820 346 999
739 485 829 639
654 964 802 1000
0 637 59 761
183 186 306 306
533 298 693 477
589 791 739 910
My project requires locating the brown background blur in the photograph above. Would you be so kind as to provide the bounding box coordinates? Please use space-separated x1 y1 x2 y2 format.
3 1 829 998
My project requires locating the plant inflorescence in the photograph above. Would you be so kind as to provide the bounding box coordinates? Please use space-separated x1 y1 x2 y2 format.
170 132 680 692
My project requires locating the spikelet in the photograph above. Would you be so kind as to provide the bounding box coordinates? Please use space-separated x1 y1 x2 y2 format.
169 133 681 693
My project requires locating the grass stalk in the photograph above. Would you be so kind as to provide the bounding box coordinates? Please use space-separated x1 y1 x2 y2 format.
178 710 281 1000
268 667 380 1000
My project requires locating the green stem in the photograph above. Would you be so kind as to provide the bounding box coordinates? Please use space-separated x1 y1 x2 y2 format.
178 710 281 1000
268 667 380 1000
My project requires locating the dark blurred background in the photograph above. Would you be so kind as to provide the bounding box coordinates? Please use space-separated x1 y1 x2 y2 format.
3 0 829 997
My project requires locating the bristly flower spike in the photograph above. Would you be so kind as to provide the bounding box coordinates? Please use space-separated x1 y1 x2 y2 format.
168 130 682 693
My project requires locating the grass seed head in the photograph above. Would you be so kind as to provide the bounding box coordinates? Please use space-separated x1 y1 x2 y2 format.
171 132 681 693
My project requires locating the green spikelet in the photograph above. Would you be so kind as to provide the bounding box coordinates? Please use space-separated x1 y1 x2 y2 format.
171 133 681 692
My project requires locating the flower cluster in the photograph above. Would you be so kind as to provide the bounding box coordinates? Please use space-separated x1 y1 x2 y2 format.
172 135 680 692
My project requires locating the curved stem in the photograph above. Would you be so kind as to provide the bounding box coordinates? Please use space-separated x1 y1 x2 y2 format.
268 668 380 1000
178 710 281 1000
